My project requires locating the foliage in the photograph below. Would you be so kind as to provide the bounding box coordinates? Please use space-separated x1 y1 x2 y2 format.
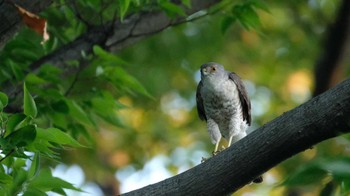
0 85 83 195
0 0 348 195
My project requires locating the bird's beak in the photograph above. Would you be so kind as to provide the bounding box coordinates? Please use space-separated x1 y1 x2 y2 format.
202 68 209 75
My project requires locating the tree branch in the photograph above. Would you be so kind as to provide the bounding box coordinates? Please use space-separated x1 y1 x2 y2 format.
122 78 350 196
2 0 221 113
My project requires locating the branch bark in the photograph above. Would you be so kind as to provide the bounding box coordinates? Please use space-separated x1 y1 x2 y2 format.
122 78 350 196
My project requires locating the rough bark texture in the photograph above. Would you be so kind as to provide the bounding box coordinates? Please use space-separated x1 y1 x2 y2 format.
0 0 53 48
123 78 350 196
313 0 350 96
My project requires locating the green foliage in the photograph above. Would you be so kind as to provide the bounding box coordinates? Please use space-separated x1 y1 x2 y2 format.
0 86 84 194
282 157 350 195
23 83 38 118
221 0 269 33
0 0 346 195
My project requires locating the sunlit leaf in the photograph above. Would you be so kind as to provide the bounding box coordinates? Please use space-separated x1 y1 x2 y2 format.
93 45 128 65
23 83 37 118
36 127 85 148
119 0 131 20
159 1 186 17
28 168 82 192
28 153 40 178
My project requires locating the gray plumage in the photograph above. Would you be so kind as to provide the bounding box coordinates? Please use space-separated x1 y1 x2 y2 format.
196 62 251 152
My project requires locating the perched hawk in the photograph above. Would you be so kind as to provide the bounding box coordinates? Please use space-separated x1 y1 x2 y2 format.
196 62 262 183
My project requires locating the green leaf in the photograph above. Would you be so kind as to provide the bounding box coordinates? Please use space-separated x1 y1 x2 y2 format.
105 66 153 98
25 73 47 85
119 0 131 20
65 99 94 127
5 125 37 148
6 114 27 134
36 127 85 148
29 168 82 192
221 16 236 33
28 153 40 178
93 45 128 65
23 83 38 118
282 162 327 186
248 0 270 13
0 91 8 111
181 0 191 8
159 1 186 17
232 4 261 30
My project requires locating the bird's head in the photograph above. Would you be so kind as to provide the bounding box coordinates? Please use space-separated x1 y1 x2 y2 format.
200 62 226 79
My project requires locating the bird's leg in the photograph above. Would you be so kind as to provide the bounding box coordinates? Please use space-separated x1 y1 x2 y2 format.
227 135 234 148
214 141 220 153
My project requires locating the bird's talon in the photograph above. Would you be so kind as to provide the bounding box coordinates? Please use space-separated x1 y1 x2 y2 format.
201 157 208 162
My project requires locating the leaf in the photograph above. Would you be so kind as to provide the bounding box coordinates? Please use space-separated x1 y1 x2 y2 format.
181 0 191 8
232 4 261 30
36 127 85 148
23 83 38 118
28 153 40 178
25 73 47 85
282 162 327 186
119 0 131 20
65 99 94 127
5 125 37 148
106 66 153 98
14 4 49 44
28 168 82 192
248 0 270 13
0 91 8 111
221 16 236 33
159 1 186 17
6 113 27 134
93 45 128 65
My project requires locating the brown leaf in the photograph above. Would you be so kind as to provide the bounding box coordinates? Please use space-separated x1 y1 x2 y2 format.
15 4 49 44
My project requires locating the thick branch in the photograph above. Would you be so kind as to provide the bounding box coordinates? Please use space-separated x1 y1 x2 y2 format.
123 78 350 196
313 0 350 96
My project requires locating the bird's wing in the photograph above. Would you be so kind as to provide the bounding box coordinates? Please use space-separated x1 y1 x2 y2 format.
196 81 207 121
228 72 251 125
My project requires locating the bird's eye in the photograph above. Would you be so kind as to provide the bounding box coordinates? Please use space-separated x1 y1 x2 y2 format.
212 67 216 71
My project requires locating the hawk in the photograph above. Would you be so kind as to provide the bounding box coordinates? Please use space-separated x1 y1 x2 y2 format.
196 62 262 183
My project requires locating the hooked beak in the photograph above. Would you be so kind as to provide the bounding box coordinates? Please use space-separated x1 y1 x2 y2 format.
202 68 209 75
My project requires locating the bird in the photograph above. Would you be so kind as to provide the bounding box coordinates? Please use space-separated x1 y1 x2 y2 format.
196 62 251 153
196 62 263 183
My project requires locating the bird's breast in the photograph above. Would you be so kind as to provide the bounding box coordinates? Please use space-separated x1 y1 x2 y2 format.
201 79 241 119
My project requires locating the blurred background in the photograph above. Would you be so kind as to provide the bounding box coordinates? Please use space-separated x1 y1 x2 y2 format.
1 0 350 195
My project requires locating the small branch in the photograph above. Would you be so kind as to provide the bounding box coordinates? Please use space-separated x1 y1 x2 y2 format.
122 78 350 195
0 148 15 163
